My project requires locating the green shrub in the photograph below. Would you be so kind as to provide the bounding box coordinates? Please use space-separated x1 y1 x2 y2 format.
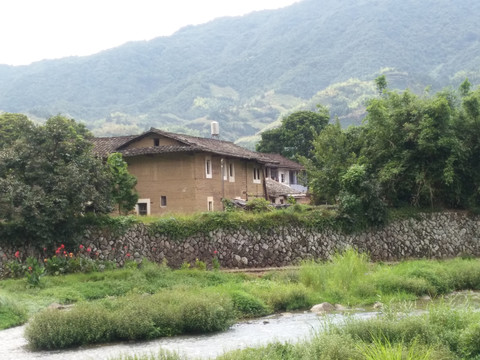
25 305 114 349
459 322 480 358
25 290 234 350
252 282 310 312
180 293 234 333
24 256 44 288
230 291 270 317
245 198 273 213
299 248 372 304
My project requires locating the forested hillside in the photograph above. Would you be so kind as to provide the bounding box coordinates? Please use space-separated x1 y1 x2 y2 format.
0 0 479 144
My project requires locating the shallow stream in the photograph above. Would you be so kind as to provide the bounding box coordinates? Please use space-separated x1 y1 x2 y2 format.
0 311 377 360
2 290 478 360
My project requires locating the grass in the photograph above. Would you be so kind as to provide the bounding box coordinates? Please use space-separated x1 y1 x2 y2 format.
0 295 28 329
114 304 478 360
3 251 480 350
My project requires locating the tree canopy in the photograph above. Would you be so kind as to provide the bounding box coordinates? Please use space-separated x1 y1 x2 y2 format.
256 107 330 159
0 114 136 247
305 80 480 219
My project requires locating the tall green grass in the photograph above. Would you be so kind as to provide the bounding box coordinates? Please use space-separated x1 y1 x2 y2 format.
25 290 234 350
0 295 28 329
299 248 375 304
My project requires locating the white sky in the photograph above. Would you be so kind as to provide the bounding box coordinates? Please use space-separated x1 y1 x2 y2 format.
0 0 301 66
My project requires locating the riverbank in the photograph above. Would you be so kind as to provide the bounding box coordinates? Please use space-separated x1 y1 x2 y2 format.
1 250 480 351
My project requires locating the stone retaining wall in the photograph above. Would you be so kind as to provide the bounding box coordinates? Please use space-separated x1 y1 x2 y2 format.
1 212 480 275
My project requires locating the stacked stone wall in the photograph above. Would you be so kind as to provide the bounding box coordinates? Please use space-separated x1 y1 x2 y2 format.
1 212 479 275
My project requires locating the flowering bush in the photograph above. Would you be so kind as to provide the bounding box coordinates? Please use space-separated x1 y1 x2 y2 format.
3 244 117 280
25 257 44 288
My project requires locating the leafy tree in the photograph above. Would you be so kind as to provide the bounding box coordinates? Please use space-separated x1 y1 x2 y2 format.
459 78 472 97
256 107 330 159
375 75 387 95
302 120 358 203
0 115 113 247
338 164 387 227
361 89 459 207
107 153 138 214
0 113 34 149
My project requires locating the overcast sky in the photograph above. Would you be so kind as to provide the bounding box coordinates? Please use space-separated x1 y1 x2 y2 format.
0 0 301 66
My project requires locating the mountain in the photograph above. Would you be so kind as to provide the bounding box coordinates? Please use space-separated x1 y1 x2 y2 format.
1 0 479 145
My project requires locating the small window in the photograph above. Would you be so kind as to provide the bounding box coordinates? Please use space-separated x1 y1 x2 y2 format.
138 203 147 215
222 159 227 180
205 156 212 179
228 162 235 182
280 173 285 183
253 167 261 184
160 196 167 207
153 138 160 147
207 196 214 211
136 199 150 216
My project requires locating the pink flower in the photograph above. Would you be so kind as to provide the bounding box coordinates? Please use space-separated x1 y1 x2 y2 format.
126 253 131 257
28 266 32 271
14 251 20 258
213 250 218 255
60 244 65 249
43 247 47 252
79 244 84 250
86 247 91 253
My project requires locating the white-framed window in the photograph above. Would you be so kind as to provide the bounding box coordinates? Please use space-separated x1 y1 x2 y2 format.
222 158 228 181
253 167 261 184
207 196 214 211
136 199 151 216
228 162 235 182
205 155 212 179
160 195 167 207
280 173 285 183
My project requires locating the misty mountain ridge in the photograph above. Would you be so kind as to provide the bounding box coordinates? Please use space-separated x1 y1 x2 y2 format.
0 0 479 147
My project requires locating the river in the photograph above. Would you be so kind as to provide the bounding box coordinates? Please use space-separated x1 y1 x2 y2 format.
0 311 377 360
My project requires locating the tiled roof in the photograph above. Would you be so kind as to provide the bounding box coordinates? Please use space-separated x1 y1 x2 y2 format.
262 153 304 170
91 135 137 157
266 178 304 197
119 145 197 157
92 128 278 164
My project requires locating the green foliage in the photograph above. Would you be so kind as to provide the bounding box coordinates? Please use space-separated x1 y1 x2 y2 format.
299 248 373 304
302 120 358 203
357 337 434 360
229 291 270 317
306 82 480 214
0 113 34 149
256 108 330 159
24 257 44 288
0 115 114 248
107 152 138 214
245 198 272 213
25 291 234 349
375 75 388 95
338 164 387 227
0 295 28 330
